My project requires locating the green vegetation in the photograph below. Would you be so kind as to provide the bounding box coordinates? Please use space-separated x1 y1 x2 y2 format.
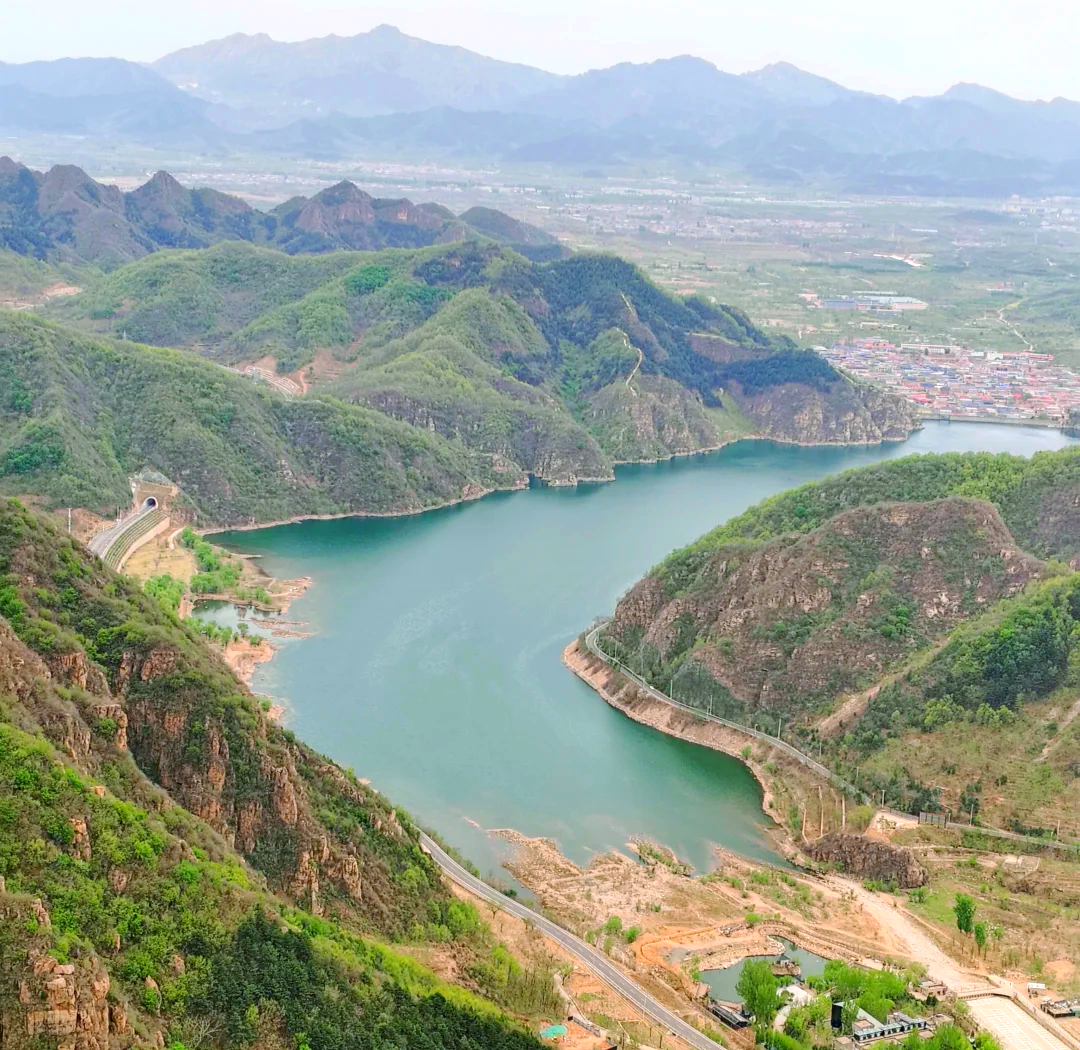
181 527 242 594
21 236 872 508
670 448 1080 562
145 573 185 613
847 573 1080 761
736 959 780 1026
0 311 504 523
0 496 546 1050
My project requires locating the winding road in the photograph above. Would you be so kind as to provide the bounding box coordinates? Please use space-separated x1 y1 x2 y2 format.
418 832 718 1050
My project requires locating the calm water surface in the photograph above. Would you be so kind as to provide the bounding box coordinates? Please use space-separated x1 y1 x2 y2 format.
214 424 1076 876
701 939 831 1003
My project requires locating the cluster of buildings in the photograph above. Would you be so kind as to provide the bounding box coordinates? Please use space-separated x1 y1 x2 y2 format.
708 957 945 1048
820 339 1080 422
803 293 928 315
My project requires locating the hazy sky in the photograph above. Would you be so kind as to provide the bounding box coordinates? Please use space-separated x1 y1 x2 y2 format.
4 0 1080 101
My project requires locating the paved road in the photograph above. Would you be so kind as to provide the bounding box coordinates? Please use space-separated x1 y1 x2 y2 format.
418 833 718 1050
967 996 1074 1050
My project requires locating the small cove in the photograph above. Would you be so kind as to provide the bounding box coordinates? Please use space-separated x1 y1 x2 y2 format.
213 423 1077 876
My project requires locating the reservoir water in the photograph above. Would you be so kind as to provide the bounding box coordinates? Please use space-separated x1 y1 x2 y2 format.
213 423 1076 876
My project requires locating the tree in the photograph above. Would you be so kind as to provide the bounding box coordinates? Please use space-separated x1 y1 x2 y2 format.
953 893 976 934
973 922 988 953
737 959 780 1026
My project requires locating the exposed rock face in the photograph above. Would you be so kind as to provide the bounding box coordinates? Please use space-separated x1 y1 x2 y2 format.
586 375 730 462
806 832 928 888
730 377 919 445
69 817 92 862
0 618 51 701
358 387 612 485
46 651 108 694
611 498 1043 715
13 949 116 1050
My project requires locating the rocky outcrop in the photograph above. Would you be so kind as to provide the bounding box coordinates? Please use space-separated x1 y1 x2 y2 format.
729 377 919 445
806 832 928 888
611 497 1043 715
4 928 123 1050
47 650 109 694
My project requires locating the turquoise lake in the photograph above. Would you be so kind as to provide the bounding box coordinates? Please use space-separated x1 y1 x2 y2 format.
212 423 1076 878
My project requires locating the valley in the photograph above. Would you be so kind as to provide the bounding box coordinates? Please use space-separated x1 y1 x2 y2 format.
7 11 1080 1050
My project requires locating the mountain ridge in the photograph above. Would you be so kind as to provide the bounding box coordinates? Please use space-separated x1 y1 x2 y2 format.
4 240 917 522
7 40 1080 192
0 160 556 266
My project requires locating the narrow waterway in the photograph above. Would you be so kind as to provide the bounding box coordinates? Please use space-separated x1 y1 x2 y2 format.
213 424 1075 876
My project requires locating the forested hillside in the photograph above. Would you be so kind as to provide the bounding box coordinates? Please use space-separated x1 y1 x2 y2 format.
0 311 512 523
0 497 546 1050
599 448 1080 832
18 238 917 512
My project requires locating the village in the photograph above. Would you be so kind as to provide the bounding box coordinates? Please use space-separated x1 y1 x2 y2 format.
819 339 1080 422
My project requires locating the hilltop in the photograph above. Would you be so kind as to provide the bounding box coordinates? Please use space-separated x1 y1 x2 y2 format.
596 448 1080 835
0 496 549 1050
0 161 555 267
1 241 918 519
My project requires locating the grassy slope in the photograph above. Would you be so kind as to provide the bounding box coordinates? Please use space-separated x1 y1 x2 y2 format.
0 496 545 1050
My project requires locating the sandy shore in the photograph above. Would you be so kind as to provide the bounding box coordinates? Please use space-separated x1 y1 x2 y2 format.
222 636 276 686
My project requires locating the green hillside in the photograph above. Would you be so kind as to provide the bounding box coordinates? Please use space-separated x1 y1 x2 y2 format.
666 447 1080 564
0 311 507 523
33 239 917 504
598 447 1080 833
0 497 547 1049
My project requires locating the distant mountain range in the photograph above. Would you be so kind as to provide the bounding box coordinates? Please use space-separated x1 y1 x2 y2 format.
6 27 1080 193
0 159 557 266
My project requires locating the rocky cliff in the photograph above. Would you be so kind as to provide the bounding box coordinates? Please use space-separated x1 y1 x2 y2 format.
0 498 542 1050
805 833 928 888
728 376 919 445
607 497 1043 717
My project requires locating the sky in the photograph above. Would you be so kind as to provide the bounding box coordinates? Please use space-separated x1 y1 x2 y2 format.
4 0 1080 101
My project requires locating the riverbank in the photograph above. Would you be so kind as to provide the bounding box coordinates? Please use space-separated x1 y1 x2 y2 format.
563 640 848 861
197 423 923 536
222 636 276 687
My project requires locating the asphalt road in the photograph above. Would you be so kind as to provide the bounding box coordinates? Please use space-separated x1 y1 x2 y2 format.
418 832 719 1050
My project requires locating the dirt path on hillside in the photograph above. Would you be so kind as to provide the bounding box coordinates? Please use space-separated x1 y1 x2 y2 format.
827 877 974 989
817 642 947 739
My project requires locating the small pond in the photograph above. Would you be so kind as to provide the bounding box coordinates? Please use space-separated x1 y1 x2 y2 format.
701 939 831 1003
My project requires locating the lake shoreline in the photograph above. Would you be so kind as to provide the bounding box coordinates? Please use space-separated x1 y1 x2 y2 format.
201 427 923 536
562 639 808 866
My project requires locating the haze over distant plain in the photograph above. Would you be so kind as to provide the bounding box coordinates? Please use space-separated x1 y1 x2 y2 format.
3 0 1080 103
